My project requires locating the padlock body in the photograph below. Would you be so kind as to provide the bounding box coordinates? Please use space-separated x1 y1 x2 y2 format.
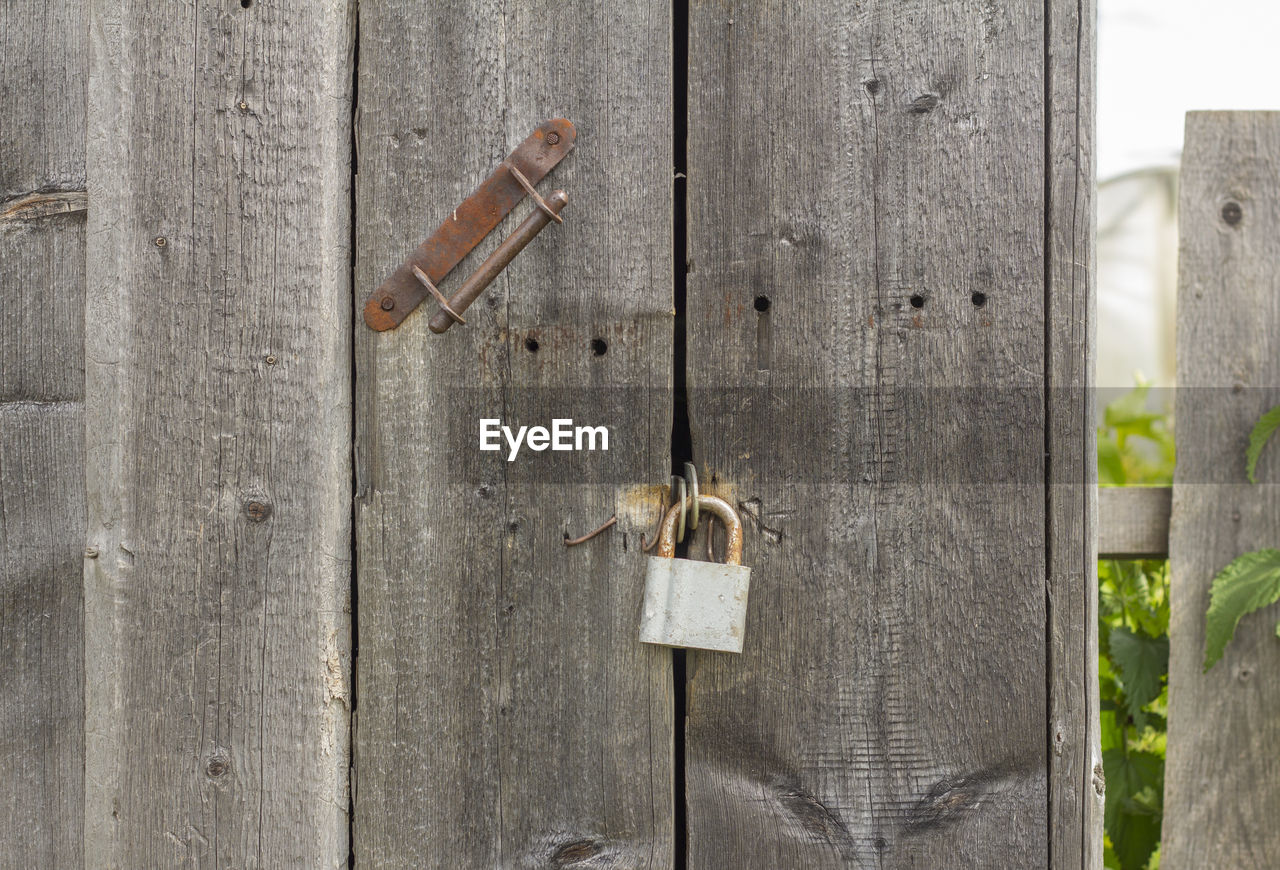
639 556 751 653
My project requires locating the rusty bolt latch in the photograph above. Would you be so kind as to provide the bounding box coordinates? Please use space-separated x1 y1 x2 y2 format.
423 186 568 333
362 119 577 332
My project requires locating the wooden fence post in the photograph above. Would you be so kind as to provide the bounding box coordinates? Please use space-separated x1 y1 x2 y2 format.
1164 111 1280 868
83 3 355 866
352 2 675 865
684 2 1098 866
1 2 87 866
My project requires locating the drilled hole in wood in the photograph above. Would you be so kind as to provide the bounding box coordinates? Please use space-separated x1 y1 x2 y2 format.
524 337 539 353
590 338 608 356
971 291 987 307
754 295 771 313
909 294 926 309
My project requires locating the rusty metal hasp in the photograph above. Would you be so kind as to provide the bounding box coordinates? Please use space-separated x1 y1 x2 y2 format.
363 118 576 332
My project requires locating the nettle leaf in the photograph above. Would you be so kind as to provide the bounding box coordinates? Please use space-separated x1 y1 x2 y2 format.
1102 748 1163 870
1109 626 1168 719
1203 549 1280 671
1246 405 1280 484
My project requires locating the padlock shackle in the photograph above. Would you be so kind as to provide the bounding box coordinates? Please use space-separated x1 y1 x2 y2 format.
655 495 744 564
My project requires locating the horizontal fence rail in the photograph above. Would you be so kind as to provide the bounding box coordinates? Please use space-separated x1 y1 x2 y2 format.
1098 487 1172 559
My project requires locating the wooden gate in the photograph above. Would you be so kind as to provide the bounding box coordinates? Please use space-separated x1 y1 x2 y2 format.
1 1 1099 867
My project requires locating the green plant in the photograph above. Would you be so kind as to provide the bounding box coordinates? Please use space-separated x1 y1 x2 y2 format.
1097 380 1175 487
1098 381 1174 870
1202 405 1280 671
1099 559 1168 870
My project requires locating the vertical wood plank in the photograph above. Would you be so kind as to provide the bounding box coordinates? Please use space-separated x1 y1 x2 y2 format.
685 1 1095 866
84 2 354 866
0 1 87 866
1046 0 1103 866
353 2 674 866
1164 111 1280 869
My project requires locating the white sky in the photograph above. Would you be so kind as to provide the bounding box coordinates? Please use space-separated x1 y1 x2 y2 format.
1099 0 1280 179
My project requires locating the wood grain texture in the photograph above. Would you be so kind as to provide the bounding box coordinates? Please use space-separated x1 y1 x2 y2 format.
0 1 87 866
685 1 1094 866
84 2 354 866
1046 0 1102 864
1098 487 1170 560
352 2 673 866
1164 111 1280 869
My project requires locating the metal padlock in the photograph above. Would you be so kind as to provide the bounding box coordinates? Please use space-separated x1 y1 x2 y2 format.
639 495 751 653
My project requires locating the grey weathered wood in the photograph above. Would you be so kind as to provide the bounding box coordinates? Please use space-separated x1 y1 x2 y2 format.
352 2 673 866
0 1 87 866
1098 487 1171 559
1164 111 1280 869
84 3 354 866
1046 0 1103 864
686 2 1095 866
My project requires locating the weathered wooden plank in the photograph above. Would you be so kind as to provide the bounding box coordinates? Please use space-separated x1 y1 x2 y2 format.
1098 487 1171 559
84 3 354 866
686 1 1094 866
0 404 85 866
1164 111 1280 869
1045 0 1102 864
0 1 87 866
352 2 674 866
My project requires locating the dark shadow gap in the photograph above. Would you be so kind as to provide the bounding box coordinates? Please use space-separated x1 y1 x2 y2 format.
1040 2 1056 867
671 0 691 867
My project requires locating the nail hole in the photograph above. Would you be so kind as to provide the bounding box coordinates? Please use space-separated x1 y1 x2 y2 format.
240 0 252 7
590 338 608 356
909 294 925 309
753 295 771 313
154 236 167 248
971 291 987 307
524 337 539 353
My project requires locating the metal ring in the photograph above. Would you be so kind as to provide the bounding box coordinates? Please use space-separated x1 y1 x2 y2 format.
504 161 564 224
673 476 687 544
683 462 699 530
413 265 466 325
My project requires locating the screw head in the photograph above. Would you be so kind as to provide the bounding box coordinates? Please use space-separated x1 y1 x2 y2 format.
1222 200 1243 226
265 354 278 365
154 236 167 247
380 295 395 311
245 500 272 522
546 131 561 145
238 101 249 112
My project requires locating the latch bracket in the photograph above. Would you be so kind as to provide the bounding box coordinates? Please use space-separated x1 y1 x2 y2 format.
363 118 576 331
